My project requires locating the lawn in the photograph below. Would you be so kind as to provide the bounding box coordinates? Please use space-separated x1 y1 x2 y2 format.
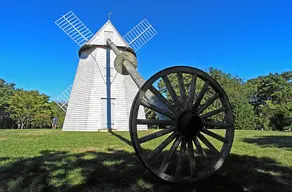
0 129 291 192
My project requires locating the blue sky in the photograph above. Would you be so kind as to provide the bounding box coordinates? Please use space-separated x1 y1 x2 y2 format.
0 0 291 100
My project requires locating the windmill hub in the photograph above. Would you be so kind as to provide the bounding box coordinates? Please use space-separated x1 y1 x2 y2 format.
114 51 137 75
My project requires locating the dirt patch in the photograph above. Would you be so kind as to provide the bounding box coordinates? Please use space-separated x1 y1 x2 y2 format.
68 147 101 153
68 147 129 153
106 147 128 153
0 137 7 141
19 132 46 136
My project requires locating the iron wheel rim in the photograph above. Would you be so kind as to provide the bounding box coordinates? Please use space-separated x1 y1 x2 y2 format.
129 66 235 184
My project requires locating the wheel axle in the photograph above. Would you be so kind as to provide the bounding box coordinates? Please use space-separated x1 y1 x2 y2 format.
176 109 203 138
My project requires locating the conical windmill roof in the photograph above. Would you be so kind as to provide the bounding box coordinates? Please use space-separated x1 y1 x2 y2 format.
78 20 128 57
87 20 128 47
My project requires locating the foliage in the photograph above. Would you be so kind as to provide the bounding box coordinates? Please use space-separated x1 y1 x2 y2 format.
245 71 292 130
0 70 291 131
0 79 16 128
6 90 51 129
157 67 257 130
49 101 65 128
155 68 291 131
0 78 66 129
208 68 256 130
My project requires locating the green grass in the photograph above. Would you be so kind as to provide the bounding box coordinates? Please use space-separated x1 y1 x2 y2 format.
0 129 291 192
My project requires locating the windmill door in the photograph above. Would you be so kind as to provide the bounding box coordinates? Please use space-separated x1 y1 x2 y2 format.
110 102 115 128
101 99 115 129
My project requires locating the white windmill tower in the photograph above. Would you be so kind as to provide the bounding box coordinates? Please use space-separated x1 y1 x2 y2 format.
54 11 157 131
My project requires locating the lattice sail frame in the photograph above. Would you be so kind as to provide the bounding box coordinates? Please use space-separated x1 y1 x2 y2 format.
55 11 94 47
54 84 72 112
123 19 157 52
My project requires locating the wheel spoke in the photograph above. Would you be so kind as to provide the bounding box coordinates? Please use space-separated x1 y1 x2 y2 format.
136 119 175 125
145 108 151 115
201 128 228 143
141 100 176 120
200 107 226 119
197 133 220 155
149 85 179 114
197 93 220 114
186 74 197 108
203 121 230 128
175 137 186 178
162 76 182 112
177 72 186 103
148 132 178 161
193 81 210 109
193 137 206 161
187 139 196 176
139 127 176 143
160 136 182 173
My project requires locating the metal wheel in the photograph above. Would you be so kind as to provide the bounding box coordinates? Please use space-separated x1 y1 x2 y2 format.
129 66 235 184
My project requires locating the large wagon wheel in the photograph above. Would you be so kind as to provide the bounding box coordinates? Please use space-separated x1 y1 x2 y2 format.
129 66 235 184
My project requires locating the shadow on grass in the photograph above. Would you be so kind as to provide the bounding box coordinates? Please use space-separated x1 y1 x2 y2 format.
0 149 291 192
108 129 133 147
242 136 292 151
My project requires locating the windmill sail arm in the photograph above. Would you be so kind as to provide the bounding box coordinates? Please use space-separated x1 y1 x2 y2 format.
122 19 157 52
55 11 94 47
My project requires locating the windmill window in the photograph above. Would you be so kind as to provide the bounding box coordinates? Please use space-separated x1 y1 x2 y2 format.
104 31 114 42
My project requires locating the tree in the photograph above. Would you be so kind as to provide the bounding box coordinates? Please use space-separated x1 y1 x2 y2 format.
281 71 292 82
1 69 290 131
0 79 15 128
6 90 51 129
157 67 256 130
245 72 292 130
49 101 65 128
208 68 256 130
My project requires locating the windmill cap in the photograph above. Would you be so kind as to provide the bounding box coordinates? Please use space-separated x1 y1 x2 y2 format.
78 44 136 58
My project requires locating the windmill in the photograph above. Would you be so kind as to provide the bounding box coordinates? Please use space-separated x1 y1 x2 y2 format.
54 11 157 131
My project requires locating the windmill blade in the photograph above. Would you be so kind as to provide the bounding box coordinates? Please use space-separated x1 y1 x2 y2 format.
123 19 157 52
55 11 94 47
54 84 73 112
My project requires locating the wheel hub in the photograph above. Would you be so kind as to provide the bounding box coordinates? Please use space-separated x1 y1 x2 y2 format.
176 109 203 137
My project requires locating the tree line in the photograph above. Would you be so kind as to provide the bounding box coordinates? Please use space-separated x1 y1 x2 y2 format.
156 68 291 131
0 68 291 130
0 79 65 129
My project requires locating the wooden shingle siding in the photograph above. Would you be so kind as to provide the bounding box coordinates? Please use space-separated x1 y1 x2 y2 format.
62 21 147 132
